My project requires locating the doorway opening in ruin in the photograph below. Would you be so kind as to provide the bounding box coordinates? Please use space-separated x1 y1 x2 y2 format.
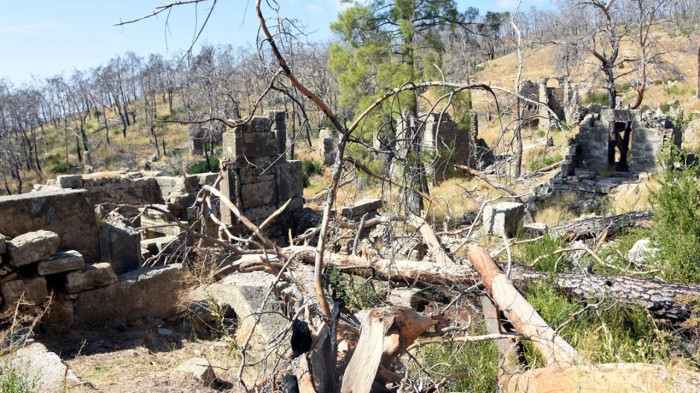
609 121 632 171
546 78 560 89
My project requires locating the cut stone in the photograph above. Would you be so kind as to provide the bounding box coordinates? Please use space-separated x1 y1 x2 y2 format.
7 230 60 267
176 357 216 387
482 202 526 238
9 343 80 392
65 262 117 294
74 264 187 324
56 174 83 188
340 198 384 219
98 211 142 274
1 277 48 310
37 250 85 276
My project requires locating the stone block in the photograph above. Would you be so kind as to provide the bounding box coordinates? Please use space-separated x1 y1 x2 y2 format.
38 250 84 276
222 130 243 159
0 233 5 254
7 230 60 267
482 202 526 238
9 343 80 391
340 198 384 219
99 212 142 274
238 166 276 186
56 174 83 188
74 263 187 324
241 181 277 209
276 160 303 202
0 189 99 262
1 277 48 310
65 262 117 294
42 296 75 329
240 132 280 158
250 116 271 132
141 235 181 256
176 357 216 387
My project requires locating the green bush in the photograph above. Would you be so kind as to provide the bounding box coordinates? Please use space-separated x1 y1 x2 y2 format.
526 283 668 364
50 162 78 174
301 159 323 187
530 152 564 172
0 363 38 393
187 156 220 174
650 149 700 284
582 90 609 106
513 235 567 274
327 267 383 314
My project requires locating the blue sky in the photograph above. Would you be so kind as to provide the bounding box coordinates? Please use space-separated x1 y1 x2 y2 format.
0 0 550 87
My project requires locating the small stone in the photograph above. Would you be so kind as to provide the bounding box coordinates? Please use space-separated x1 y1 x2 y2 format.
7 230 60 267
193 349 203 357
9 343 80 391
628 239 658 267
37 250 85 276
157 327 174 337
176 357 216 387
482 202 526 238
65 262 117 294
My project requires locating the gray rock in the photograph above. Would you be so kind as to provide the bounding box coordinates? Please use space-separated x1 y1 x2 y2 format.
0 233 6 254
340 198 384 220
56 174 83 188
176 357 216 387
7 230 60 267
157 327 174 336
628 238 658 267
482 202 526 238
74 264 186 325
98 211 142 274
1 277 48 310
65 262 117 294
37 250 84 276
42 297 74 329
9 343 80 392
522 222 548 237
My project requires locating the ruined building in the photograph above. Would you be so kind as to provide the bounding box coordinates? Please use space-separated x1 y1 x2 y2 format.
220 111 304 238
519 76 579 129
562 108 681 176
393 111 493 181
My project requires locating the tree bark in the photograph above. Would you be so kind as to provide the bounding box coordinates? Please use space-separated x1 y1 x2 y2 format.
289 247 699 321
549 211 652 241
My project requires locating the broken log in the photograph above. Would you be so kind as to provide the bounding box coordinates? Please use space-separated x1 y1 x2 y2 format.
468 245 578 367
550 211 653 241
289 247 700 320
407 214 456 265
501 362 700 393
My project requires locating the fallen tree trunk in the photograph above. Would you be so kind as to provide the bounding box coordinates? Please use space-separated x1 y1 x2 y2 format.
467 245 578 367
550 211 653 241
288 247 699 320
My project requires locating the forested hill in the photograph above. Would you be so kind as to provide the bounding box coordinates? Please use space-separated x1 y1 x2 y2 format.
0 0 698 195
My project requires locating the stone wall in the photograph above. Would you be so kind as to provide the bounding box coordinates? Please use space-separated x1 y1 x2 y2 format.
0 189 99 262
519 76 579 129
50 172 162 206
220 111 304 237
566 107 681 176
188 123 225 156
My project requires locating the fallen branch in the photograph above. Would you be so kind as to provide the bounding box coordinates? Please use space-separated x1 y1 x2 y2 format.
550 211 653 241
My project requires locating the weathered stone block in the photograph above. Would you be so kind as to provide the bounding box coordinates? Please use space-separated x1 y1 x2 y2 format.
482 202 526 238
241 180 277 210
238 167 276 185
276 160 303 202
38 250 84 276
56 174 83 188
1 277 48 310
7 230 60 267
222 131 243 159
340 198 384 219
65 262 117 294
176 357 216 387
9 343 80 391
42 296 75 329
0 233 5 254
0 189 99 262
240 132 279 158
74 264 187 324
99 212 143 274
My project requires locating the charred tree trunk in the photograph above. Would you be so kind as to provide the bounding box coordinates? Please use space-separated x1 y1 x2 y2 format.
550 211 652 241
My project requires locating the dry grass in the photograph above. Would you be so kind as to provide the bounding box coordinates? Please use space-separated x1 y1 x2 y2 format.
535 205 575 227
609 177 660 214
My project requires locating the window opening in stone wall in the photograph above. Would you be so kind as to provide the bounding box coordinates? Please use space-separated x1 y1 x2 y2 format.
609 121 631 171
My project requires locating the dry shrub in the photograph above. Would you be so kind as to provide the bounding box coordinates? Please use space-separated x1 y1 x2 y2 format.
535 205 574 226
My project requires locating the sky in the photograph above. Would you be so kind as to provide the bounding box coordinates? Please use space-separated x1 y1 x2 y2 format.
0 0 550 87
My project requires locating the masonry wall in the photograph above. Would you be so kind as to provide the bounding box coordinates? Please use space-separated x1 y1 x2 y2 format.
0 189 99 262
220 111 304 236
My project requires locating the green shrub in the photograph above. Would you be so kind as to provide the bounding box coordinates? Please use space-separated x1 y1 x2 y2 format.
50 162 78 174
187 156 220 174
582 90 609 106
0 363 38 393
301 159 323 187
659 103 671 113
650 149 700 284
526 283 668 364
327 267 383 314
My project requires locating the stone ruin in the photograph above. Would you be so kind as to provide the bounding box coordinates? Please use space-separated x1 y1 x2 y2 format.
220 110 303 240
188 122 225 156
319 128 335 166
393 111 494 180
519 76 579 129
0 109 305 331
561 107 681 177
